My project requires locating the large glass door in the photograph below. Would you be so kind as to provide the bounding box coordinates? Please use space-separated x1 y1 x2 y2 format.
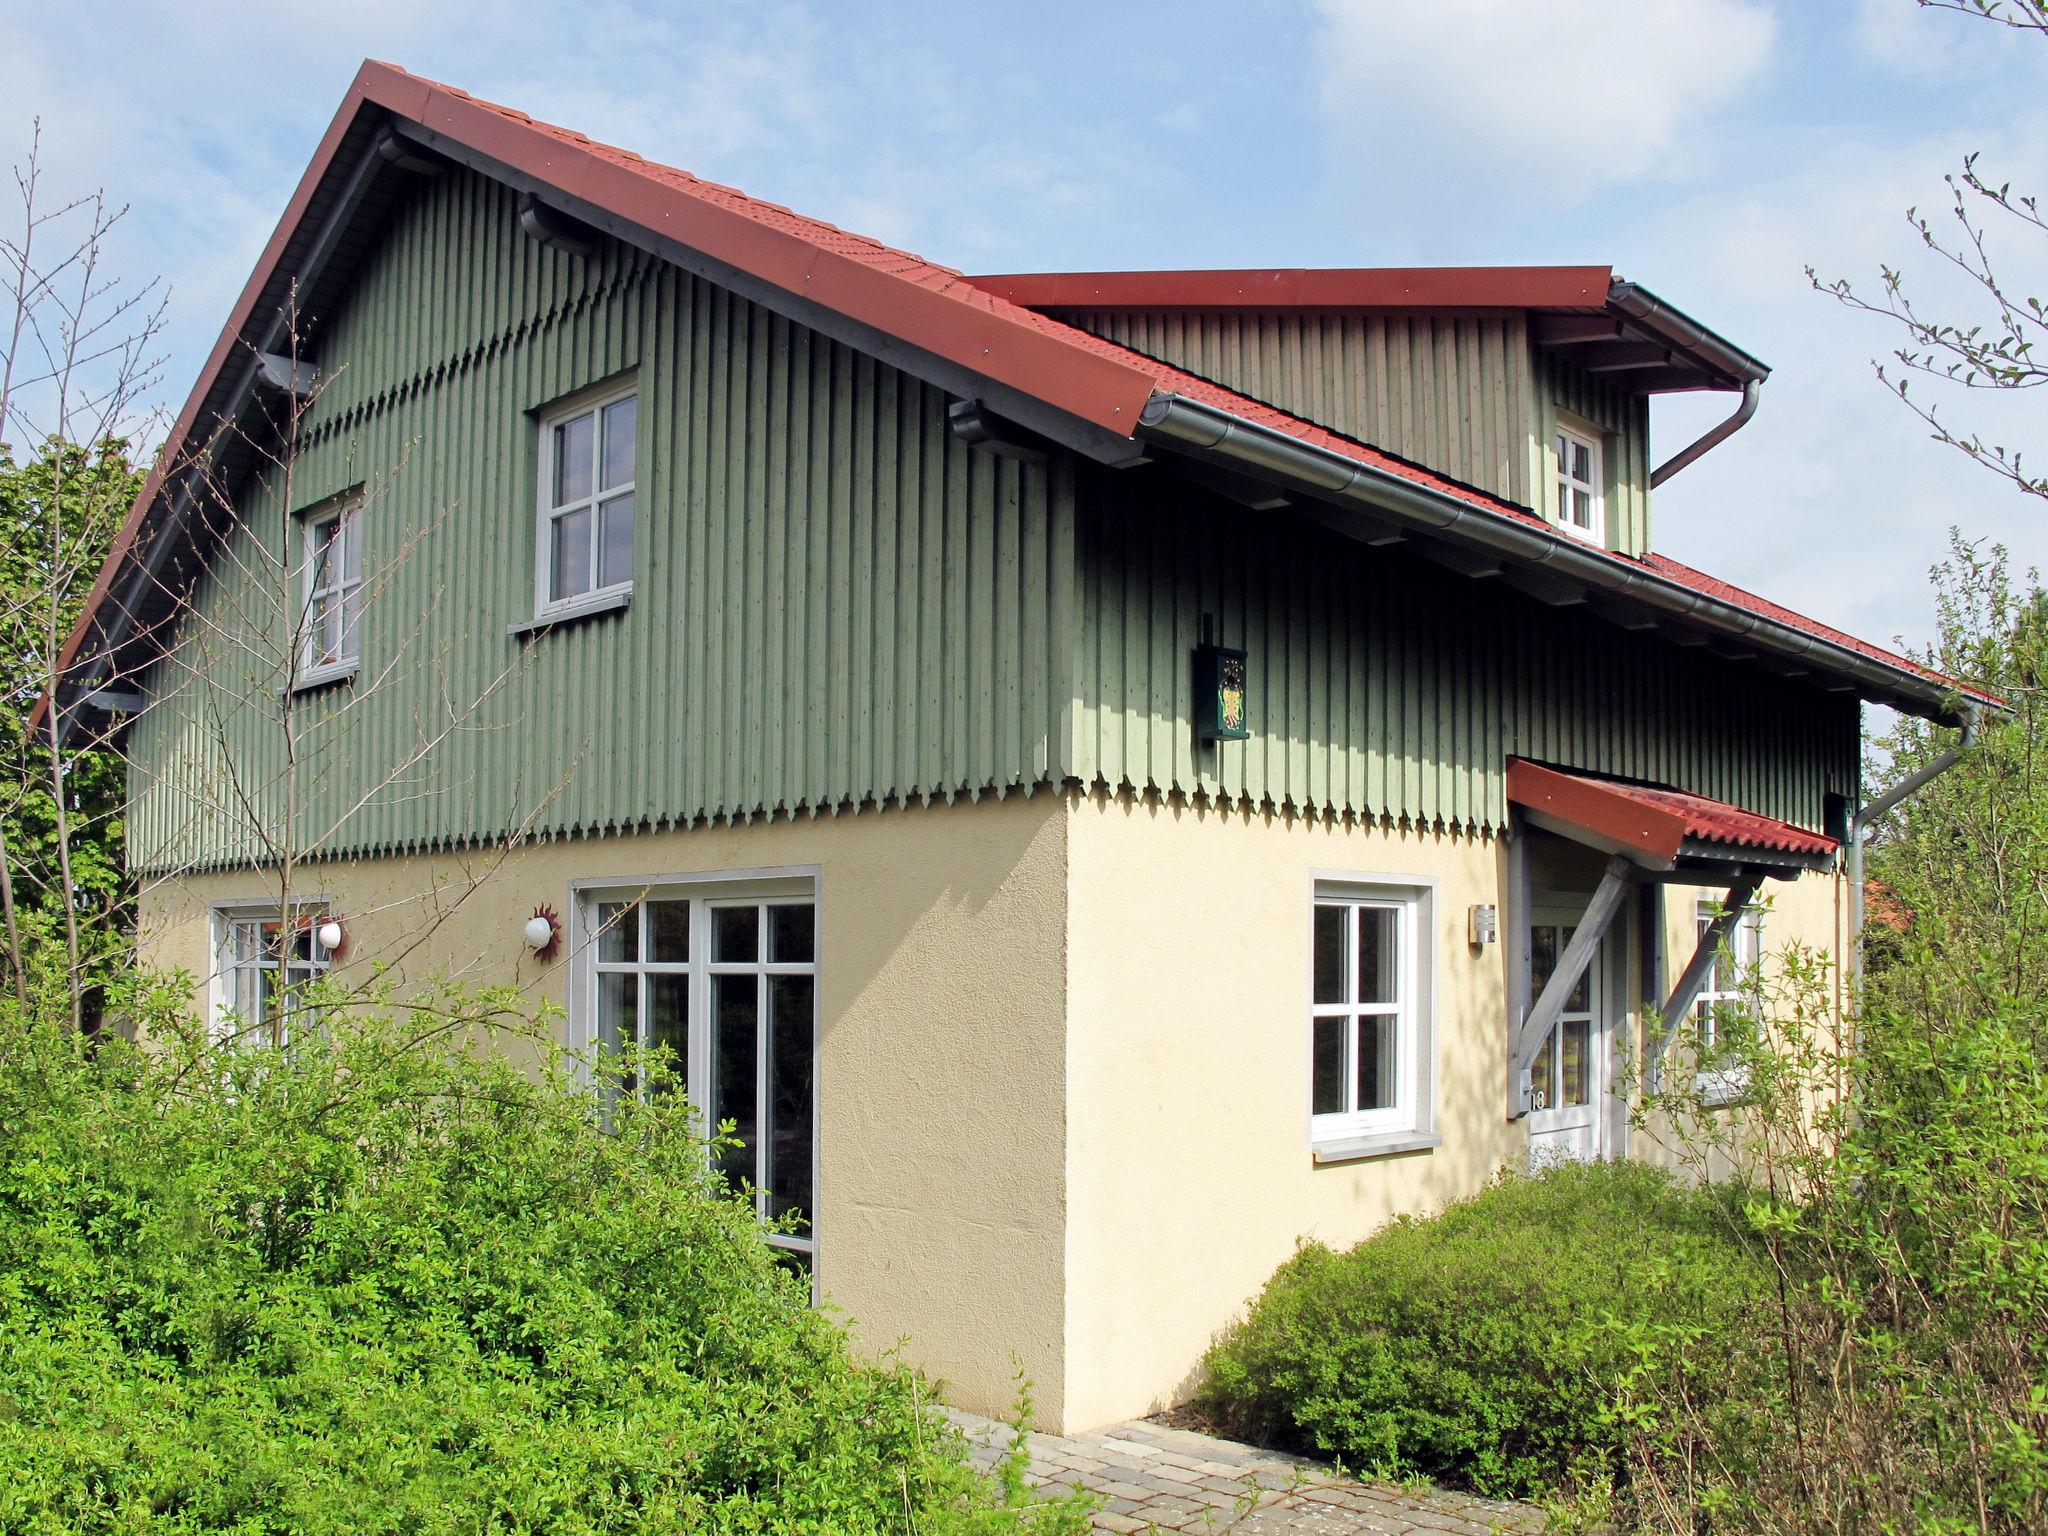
589 890 818 1275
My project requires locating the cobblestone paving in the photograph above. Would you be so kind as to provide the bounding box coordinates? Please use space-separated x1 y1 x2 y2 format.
953 1410 1546 1534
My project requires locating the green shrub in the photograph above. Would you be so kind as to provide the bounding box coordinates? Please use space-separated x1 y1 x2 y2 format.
1195 1160 1770 1499
0 982 1085 1535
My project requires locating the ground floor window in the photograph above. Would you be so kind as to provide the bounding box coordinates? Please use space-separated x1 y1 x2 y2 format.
1693 900 1763 1049
581 880 817 1271
1310 880 1434 1150
212 905 333 1048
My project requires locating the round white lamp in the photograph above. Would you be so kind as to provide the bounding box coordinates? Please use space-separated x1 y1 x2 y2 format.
315 918 345 954
523 915 555 951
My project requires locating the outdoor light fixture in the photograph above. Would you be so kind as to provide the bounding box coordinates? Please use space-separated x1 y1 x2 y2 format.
315 917 346 955
1468 904 1498 947
1193 614 1250 743
525 904 563 964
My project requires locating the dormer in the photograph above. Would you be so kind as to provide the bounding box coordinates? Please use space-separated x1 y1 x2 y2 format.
969 267 1768 560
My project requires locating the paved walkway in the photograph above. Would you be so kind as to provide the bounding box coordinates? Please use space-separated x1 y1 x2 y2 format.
953 1410 1545 1534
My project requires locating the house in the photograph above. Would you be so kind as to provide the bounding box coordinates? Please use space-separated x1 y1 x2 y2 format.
49 63 1993 1433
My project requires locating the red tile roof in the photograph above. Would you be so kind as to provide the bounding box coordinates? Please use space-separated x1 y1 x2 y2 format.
43 60 1998 727
1507 760 1839 863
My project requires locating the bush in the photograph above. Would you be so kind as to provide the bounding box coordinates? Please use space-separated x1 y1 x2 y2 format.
0 982 1084 1535
1195 1160 1771 1499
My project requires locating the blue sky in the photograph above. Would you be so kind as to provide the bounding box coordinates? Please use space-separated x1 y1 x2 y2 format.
6 0 2045 662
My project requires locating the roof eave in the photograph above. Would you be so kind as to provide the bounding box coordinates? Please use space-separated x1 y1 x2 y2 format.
1137 390 1987 727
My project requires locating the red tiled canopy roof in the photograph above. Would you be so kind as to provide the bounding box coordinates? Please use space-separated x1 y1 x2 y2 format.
41 60 2000 729
1507 760 1839 864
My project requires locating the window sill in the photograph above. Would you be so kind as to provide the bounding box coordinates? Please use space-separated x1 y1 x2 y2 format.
284 661 359 699
1695 1067 1751 1109
1311 1130 1442 1165
509 587 632 638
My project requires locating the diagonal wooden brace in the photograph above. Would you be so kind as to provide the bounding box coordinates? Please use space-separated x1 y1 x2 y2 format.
1511 853 1635 1102
1645 871 1764 1091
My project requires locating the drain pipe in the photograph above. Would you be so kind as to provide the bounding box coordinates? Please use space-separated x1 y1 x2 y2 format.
1650 378 1761 489
1847 705 1981 980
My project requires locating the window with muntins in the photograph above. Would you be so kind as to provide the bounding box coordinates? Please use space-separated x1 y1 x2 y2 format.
586 887 816 1271
301 500 362 678
1528 921 1593 1113
1311 887 1429 1145
537 386 637 613
1554 425 1603 544
1693 901 1762 1049
214 907 333 1048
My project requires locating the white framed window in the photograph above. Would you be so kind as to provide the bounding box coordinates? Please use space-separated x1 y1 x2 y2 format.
1693 901 1762 1049
536 384 637 616
1554 424 1604 544
576 875 817 1274
1693 900 1761 1106
1310 879 1436 1157
300 498 363 680
212 904 334 1048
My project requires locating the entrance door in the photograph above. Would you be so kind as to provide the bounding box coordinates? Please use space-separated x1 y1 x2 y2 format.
1525 908 1612 1161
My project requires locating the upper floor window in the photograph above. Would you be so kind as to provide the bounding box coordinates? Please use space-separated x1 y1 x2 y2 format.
1554 425 1604 545
1311 882 1435 1155
301 498 362 680
214 905 334 1049
537 385 637 615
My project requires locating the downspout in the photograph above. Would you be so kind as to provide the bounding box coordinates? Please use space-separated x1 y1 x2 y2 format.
1650 377 1761 489
1847 706 1981 982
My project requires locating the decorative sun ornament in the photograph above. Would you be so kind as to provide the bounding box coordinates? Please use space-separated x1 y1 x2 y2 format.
525 904 563 964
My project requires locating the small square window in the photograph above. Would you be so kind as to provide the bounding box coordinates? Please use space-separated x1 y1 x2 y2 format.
1554 425 1604 545
536 385 637 615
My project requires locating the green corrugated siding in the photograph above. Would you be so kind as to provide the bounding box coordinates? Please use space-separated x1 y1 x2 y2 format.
1063 308 1660 560
1063 310 1537 508
1069 469 1858 835
126 171 1075 873
126 166 1850 869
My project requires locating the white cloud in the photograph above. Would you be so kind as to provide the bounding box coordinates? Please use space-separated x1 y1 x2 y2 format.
1312 0 1777 217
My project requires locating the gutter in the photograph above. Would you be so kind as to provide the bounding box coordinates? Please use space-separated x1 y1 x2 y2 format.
1847 708 1981 980
1608 282 1770 490
1607 280 1770 388
1136 391 1980 726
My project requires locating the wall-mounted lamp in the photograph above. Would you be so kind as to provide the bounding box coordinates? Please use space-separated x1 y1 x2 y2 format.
1468 904 1498 947
1193 613 1250 744
525 904 563 964
315 917 347 957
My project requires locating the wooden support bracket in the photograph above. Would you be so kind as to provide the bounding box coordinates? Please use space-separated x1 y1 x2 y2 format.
253 352 317 401
1511 853 1635 1085
1644 871 1764 1091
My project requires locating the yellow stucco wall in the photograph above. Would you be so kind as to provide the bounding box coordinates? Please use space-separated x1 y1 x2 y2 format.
136 789 1851 1435
1060 791 1521 1428
1056 789 1849 1429
137 792 1074 1425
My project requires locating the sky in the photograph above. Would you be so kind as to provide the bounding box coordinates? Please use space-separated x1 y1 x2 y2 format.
5 0 2046 664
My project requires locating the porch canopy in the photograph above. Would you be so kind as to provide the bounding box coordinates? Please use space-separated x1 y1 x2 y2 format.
1501 760 1840 1114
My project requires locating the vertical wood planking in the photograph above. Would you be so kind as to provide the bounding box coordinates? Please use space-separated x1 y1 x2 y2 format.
127 168 1076 872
